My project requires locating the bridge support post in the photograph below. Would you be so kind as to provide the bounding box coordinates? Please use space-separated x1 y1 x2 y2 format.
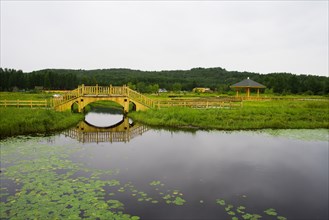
123 98 129 115
76 97 84 113
123 117 130 130
81 84 85 96
123 84 127 96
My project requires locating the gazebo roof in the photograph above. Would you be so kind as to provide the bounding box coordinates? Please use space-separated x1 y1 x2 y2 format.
230 77 266 88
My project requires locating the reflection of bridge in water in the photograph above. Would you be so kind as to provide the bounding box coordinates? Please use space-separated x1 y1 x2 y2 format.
63 117 149 143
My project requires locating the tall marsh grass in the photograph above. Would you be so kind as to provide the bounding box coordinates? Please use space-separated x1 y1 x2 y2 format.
0 108 83 138
129 100 329 130
0 92 53 100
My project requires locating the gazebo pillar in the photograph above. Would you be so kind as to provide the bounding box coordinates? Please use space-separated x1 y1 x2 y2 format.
257 89 260 97
246 88 250 97
236 90 239 97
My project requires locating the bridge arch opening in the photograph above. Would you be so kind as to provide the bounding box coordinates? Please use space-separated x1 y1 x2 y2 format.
71 102 80 113
129 101 137 111
84 100 128 128
85 100 124 114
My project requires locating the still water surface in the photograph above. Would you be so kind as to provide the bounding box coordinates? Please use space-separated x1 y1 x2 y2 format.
1 109 328 220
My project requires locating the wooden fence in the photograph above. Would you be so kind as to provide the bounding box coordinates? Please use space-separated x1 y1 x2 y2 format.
0 100 49 108
155 97 243 109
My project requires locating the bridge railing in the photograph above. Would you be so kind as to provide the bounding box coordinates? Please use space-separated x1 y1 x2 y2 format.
80 85 127 96
53 88 79 107
64 123 149 143
83 85 116 96
125 87 155 108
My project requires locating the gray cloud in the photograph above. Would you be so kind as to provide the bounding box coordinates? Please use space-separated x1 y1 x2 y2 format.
0 1 328 76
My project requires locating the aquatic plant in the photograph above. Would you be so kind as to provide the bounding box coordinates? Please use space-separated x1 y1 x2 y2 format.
0 139 139 219
149 180 162 186
216 199 226 206
215 197 286 220
172 197 186 206
264 208 278 216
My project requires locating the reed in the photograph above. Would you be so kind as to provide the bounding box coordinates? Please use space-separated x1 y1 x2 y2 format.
129 100 329 130
0 108 83 138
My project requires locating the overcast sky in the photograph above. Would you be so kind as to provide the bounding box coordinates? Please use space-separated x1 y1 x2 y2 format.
0 1 328 76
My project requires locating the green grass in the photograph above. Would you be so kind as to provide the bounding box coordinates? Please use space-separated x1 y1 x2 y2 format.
88 100 124 110
129 100 329 130
147 92 328 100
0 92 54 100
0 108 84 138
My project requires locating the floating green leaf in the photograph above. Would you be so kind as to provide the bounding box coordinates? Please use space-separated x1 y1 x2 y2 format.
264 208 277 216
163 194 171 200
149 181 161 186
237 206 246 214
225 204 234 212
216 199 226 206
251 214 262 220
172 197 186 206
242 213 253 220
117 188 125 193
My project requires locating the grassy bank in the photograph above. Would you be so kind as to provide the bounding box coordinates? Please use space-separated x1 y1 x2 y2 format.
0 108 84 138
88 100 124 110
0 91 54 100
129 100 329 130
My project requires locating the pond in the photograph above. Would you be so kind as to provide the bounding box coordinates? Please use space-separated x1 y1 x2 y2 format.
0 108 328 220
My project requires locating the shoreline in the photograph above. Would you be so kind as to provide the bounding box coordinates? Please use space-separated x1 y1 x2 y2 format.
1 99 328 138
128 100 329 131
0 108 84 139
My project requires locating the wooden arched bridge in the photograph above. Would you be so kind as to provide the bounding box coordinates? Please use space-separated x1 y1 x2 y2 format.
53 85 242 112
64 117 149 143
53 85 154 113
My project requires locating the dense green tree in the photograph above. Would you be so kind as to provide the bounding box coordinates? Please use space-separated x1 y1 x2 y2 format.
148 84 159 94
172 83 182 92
0 67 328 95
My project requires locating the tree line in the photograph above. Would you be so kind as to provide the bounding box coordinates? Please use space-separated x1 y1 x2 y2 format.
0 67 328 95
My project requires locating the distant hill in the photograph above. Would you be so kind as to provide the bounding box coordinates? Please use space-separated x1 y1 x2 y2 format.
0 67 328 95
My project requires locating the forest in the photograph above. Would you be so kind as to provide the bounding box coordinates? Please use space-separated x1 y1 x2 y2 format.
0 67 328 95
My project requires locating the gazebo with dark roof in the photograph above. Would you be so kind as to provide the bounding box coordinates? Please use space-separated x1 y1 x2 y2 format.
230 77 266 97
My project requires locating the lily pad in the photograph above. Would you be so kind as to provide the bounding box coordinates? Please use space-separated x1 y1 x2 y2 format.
149 181 161 186
264 208 277 216
216 199 226 206
172 197 186 206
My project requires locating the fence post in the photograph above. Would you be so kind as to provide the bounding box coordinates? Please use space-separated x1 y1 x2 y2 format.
110 84 112 95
